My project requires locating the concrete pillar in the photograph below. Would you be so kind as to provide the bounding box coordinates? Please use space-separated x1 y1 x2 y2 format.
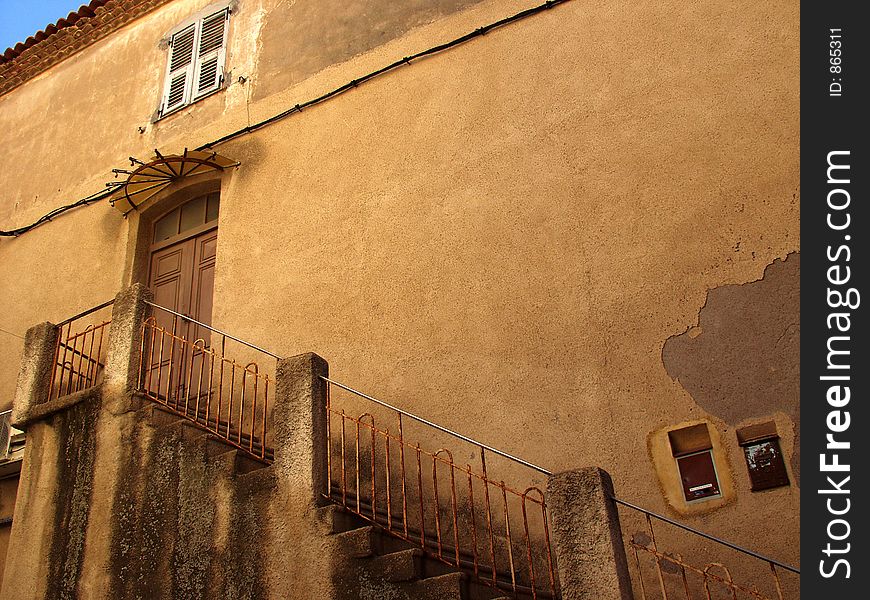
547 467 634 600
272 352 329 505
103 283 152 399
11 322 58 428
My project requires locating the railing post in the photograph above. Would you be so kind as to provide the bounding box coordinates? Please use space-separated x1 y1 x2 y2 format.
10 322 58 428
273 352 329 505
547 467 634 600
103 283 152 399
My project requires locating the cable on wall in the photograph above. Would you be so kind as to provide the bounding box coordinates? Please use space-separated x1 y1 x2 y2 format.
0 326 24 340
1 0 569 238
1 187 115 237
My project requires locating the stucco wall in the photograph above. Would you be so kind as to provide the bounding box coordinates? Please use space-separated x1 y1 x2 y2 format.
0 0 799 584
214 0 800 567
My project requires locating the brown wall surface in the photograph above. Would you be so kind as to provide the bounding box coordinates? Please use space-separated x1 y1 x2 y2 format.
0 0 800 589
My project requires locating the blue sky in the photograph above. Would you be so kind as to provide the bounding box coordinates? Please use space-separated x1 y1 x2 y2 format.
1 0 87 51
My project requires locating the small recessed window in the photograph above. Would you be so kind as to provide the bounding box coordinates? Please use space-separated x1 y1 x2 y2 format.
668 424 721 502
159 7 230 118
737 422 789 491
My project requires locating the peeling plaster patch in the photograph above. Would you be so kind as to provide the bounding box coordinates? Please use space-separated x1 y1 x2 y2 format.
662 253 800 485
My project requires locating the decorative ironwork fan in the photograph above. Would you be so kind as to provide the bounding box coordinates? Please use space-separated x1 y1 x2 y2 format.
106 148 239 215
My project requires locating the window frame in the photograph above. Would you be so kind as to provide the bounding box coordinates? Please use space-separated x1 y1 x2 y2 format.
736 422 790 492
151 193 220 251
668 423 723 503
158 3 231 119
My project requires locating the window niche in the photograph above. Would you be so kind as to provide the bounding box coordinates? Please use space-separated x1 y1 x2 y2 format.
649 420 734 514
736 422 790 491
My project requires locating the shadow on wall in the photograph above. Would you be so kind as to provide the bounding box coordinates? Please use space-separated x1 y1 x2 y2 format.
662 253 800 485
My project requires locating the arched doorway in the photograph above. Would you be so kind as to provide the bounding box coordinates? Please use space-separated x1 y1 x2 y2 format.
146 192 219 403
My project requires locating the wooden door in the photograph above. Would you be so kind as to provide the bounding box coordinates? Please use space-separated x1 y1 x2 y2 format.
147 227 217 407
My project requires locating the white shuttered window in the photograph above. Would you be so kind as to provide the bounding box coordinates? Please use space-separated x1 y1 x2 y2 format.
160 8 229 117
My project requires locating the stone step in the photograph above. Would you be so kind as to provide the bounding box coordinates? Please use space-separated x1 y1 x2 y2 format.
366 548 423 583
144 403 227 434
331 516 520 599
235 463 278 492
335 525 382 558
144 407 271 480
403 572 465 600
316 504 370 535
137 402 180 427
322 497 553 600
210 447 270 475
155 417 210 443
321 494 503 577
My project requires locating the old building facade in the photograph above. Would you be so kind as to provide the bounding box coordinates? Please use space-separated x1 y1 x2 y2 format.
0 0 799 598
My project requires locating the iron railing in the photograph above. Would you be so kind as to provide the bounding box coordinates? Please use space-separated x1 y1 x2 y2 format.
46 300 114 402
321 376 559 600
124 297 799 598
613 498 799 600
137 302 277 462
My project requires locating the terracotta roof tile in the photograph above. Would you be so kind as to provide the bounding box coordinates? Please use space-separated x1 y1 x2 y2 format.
2 2 107 62
0 0 173 96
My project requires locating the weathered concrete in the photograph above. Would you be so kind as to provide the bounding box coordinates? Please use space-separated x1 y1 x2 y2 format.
0 476 18 583
44 394 101 600
273 352 329 505
76 396 136 599
266 351 337 598
11 322 57 428
220 467 274 599
105 415 239 600
18 387 99 428
0 423 58 600
4 284 280 599
547 468 633 600
103 283 152 403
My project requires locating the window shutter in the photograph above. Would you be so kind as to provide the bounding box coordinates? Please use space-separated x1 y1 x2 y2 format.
194 9 229 98
162 24 196 115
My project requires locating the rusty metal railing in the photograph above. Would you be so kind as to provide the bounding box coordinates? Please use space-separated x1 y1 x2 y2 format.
137 302 277 462
321 376 559 600
319 373 799 600
46 300 114 402
613 498 799 600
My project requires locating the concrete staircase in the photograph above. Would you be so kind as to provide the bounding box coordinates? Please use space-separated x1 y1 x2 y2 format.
134 400 522 599
137 396 562 599
318 502 546 600
6 292 629 600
